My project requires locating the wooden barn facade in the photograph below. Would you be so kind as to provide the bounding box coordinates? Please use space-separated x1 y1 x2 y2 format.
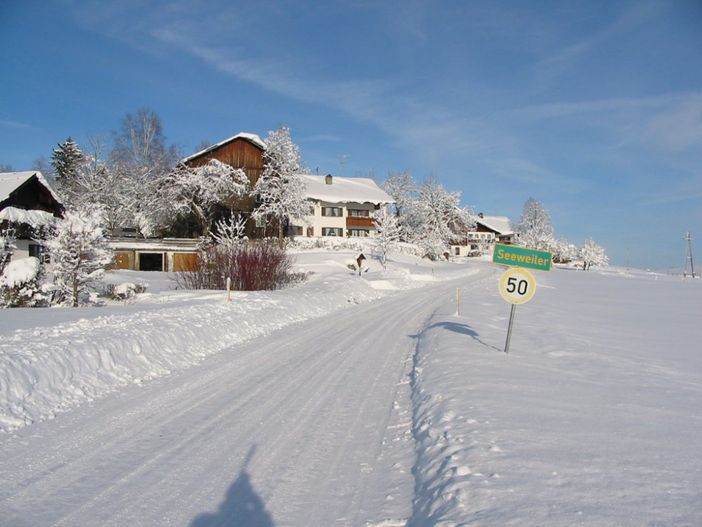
181 133 273 238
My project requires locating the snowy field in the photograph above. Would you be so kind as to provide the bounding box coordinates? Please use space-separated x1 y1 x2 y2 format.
411 266 702 525
1 250 701 526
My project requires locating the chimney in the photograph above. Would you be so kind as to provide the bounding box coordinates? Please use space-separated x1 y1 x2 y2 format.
325 174 333 185
478 212 484 218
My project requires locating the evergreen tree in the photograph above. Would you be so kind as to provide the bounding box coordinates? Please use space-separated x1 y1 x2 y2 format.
253 127 308 239
46 209 113 307
51 137 84 200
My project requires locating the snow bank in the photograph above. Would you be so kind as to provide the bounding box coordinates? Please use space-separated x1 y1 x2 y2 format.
0 257 39 287
409 269 702 525
0 251 476 432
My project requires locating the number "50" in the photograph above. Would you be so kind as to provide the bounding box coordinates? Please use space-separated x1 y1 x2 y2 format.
506 277 529 295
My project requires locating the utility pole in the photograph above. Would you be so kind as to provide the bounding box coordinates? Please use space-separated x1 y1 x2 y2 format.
684 232 695 278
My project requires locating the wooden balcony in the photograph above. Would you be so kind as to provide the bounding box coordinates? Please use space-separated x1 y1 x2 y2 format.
346 216 374 228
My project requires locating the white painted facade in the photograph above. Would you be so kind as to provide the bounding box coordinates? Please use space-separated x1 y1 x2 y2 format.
291 175 393 238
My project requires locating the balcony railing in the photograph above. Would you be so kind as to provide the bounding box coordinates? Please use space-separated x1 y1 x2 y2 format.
346 217 374 228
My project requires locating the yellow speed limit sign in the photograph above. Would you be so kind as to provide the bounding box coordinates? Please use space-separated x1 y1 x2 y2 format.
499 268 537 305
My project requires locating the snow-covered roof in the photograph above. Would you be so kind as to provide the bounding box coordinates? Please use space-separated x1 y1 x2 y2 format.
0 206 57 227
0 171 61 204
181 132 266 164
476 215 514 235
300 175 394 205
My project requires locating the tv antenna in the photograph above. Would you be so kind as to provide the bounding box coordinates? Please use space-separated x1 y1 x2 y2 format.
683 231 695 278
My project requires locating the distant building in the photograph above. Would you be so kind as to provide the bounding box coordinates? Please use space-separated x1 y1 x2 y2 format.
451 214 518 257
0 171 63 262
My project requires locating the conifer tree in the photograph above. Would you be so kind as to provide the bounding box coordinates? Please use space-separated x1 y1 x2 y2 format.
46 209 113 307
51 137 84 200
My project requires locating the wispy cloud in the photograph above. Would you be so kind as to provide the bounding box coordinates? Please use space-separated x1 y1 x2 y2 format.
533 2 660 82
485 158 584 193
0 119 30 129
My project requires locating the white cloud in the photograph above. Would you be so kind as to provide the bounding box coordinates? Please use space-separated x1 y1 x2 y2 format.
0 119 30 129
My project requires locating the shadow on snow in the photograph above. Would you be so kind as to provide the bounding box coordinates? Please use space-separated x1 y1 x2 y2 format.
191 445 276 527
413 321 502 353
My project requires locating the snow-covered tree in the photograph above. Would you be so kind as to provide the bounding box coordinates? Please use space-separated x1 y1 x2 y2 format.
109 109 178 237
46 209 113 307
252 127 308 239
579 238 609 270
55 137 129 234
516 197 554 250
411 178 475 260
168 159 250 236
384 171 417 219
372 207 402 269
51 137 84 199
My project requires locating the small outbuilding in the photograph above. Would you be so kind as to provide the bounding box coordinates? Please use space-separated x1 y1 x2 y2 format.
0 171 64 262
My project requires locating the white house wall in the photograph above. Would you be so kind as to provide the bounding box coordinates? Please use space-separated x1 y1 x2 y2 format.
294 200 377 238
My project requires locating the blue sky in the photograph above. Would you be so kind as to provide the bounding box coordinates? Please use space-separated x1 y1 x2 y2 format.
1 0 701 269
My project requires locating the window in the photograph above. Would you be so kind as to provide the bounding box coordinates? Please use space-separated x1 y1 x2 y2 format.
28 243 50 264
455 247 460 255
322 227 341 236
348 209 369 217
255 215 266 228
349 229 369 237
322 207 342 217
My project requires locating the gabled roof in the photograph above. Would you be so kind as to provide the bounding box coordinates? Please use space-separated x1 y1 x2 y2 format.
181 132 266 164
476 215 514 235
0 171 61 205
300 175 394 205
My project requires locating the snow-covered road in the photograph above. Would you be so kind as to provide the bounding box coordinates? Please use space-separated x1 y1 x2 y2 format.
0 269 493 526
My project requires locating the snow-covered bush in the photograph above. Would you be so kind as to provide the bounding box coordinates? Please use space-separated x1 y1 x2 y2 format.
105 282 147 301
0 227 16 275
175 241 302 291
0 257 50 308
579 238 609 270
549 239 579 263
288 236 373 252
211 213 248 248
46 209 113 307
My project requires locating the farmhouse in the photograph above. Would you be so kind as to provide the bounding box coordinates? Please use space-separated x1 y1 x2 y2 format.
182 132 393 239
0 171 63 262
181 132 267 238
293 174 393 238
451 214 518 257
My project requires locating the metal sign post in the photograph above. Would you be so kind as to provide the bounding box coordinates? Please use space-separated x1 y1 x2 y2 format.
492 244 552 354
504 304 516 354
498 267 538 354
